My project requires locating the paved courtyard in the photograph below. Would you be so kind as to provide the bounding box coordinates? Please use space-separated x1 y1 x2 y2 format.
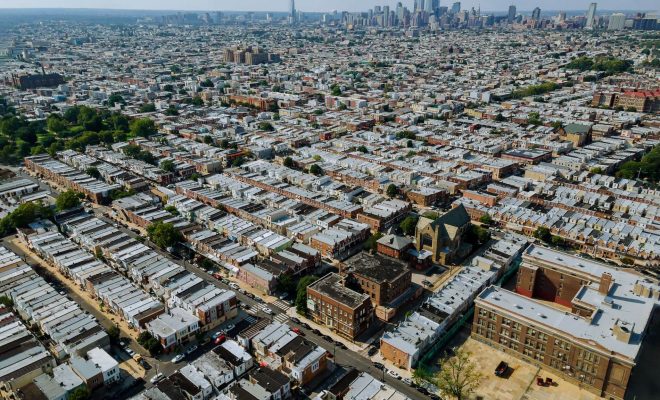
457 338 601 400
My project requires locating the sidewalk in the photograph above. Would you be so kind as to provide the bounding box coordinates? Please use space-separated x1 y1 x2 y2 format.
285 307 371 353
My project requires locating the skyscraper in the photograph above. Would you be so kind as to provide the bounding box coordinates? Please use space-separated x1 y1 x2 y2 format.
532 7 541 20
451 2 461 14
507 5 516 23
290 0 296 18
585 2 598 29
607 13 626 30
424 0 434 13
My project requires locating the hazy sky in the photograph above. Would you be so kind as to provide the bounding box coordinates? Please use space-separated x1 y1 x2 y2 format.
0 0 657 12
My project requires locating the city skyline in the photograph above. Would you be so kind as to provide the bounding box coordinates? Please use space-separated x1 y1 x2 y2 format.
1 0 659 12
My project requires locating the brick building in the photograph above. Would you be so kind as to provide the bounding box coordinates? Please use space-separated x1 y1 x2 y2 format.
472 245 659 400
306 273 374 340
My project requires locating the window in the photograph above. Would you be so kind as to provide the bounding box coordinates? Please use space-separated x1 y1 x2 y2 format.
312 361 320 373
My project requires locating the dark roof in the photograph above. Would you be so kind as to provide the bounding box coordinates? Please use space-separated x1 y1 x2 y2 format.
564 123 591 134
344 252 409 283
249 367 290 392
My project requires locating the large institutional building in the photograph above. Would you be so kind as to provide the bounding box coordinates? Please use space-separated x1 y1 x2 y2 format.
472 245 659 400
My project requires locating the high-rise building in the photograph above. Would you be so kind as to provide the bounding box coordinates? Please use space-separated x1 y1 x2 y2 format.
424 0 434 13
585 2 598 29
532 7 541 20
607 13 626 30
383 6 390 27
290 0 296 18
451 2 461 14
507 5 517 23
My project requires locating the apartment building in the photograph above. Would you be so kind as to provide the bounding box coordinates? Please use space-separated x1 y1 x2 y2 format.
306 273 374 340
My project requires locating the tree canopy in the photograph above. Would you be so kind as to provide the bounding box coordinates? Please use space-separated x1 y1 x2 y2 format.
147 221 183 249
56 190 83 211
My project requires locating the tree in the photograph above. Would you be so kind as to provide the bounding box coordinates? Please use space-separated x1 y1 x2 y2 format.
364 232 384 252
276 273 296 296
0 295 13 308
139 103 156 113
551 235 565 247
620 257 635 266
258 121 274 131
494 113 506 122
160 159 175 172
479 214 493 225
589 167 603 174
85 167 101 179
130 118 157 138
283 157 295 168
310 164 323 176
435 348 482 400
147 221 183 249
164 105 179 116
295 275 319 315
107 93 124 107
191 96 204 106
399 216 419 236
386 184 398 198
106 325 120 343
0 202 53 236
533 226 552 243
68 386 91 400
357 145 368 153
56 190 82 211
422 211 439 220
330 84 342 96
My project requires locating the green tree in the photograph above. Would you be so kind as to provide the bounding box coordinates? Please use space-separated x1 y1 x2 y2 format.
283 157 295 168
399 216 419 236
276 273 297 296
258 121 274 131
56 190 82 211
435 348 482 400
160 159 175 172
47 115 68 133
107 93 124 107
295 275 319 315
106 325 120 343
363 232 384 252
191 96 204 106
551 235 565 247
130 118 157 137
147 221 183 249
534 226 552 243
309 164 323 176
358 145 369 153
330 84 342 96
85 166 101 179
0 295 13 308
139 103 156 113
386 184 398 198
479 214 493 225
68 386 91 400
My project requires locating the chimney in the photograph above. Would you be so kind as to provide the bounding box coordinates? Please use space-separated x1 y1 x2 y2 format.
598 272 612 295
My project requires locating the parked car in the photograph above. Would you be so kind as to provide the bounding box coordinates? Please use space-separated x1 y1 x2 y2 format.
387 369 401 379
372 362 384 370
150 373 164 384
172 354 185 363
214 335 227 345
290 317 300 324
292 328 304 336
224 323 235 332
312 329 321 335
125 348 135 357
139 359 152 370
402 378 412 386
186 345 198 355
229 283 240 290
367 347 379 356
495 361 509 377
211 331 224 340
302 323 311 330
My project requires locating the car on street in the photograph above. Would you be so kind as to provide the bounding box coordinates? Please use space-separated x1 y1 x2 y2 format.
367 347 379 356
125 348 135 357
402 378 412 386
139 359 152 370
172 354 185 363
211 331 224 340
186 345 198 355
372 362 384 370
387 369 401 379
302 323 311 330
416 387 429 395
214 335 227 345
224 323 235 332
261 306 273 315
311 329 321 335
229 283 240 290
292 328 304 335
290 317 300 324
150 373 164 384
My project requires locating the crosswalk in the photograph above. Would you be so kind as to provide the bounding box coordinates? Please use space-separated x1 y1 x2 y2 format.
270 299 292 311
273 313 290 324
